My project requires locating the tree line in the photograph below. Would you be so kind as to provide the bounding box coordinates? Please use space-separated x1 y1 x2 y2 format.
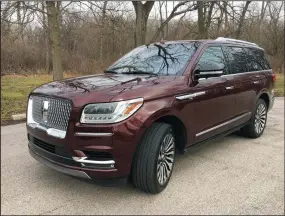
1 1 284 80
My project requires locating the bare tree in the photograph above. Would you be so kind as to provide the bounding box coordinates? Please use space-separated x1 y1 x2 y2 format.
132 1 155 46
1 0 284 75
235 1 251 38
197 1 216 39
197 1 205 39
46 1 63 80
151 1 198 42
42 2 52 74
99 1 107 63
158 1 164 39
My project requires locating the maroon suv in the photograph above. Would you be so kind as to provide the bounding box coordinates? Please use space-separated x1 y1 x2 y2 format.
27 37 275 194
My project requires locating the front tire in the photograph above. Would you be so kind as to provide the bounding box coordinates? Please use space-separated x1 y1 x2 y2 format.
132 123 175 194
240 98 268 138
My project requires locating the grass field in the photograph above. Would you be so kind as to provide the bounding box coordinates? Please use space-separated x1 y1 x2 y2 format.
1 73 284 123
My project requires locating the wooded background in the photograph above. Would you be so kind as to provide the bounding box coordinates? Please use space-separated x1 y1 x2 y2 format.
1 1 284 80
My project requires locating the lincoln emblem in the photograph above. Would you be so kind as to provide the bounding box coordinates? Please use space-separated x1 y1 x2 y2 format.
42 101 49 122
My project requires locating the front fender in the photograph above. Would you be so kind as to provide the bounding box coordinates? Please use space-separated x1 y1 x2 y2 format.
131 97 186 148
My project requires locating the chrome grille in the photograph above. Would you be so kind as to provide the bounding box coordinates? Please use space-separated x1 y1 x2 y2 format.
32 96 72 131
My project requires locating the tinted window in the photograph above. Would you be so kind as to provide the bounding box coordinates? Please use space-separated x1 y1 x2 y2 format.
244 48 263 71
226 46 248 74
196 46 227 72
107 42 200 75
250 48 271 70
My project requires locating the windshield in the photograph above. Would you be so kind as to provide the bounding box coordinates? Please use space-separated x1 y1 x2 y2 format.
106 42 200 76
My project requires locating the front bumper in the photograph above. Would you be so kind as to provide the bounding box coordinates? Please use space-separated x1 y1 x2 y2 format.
27 108 147 179
28 138 123 179
29 147 91 179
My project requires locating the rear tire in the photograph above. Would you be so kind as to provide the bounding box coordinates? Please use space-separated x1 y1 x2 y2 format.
132 122 175 194
240 98 267 138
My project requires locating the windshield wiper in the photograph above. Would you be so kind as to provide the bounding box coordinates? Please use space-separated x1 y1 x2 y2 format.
121 71 158 76
104 70 118 74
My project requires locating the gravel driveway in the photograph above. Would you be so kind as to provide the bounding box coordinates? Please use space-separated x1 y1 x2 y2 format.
1 98 284 215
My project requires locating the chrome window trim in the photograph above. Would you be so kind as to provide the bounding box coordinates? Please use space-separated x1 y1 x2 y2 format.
196 112 251 137
175 91 206 101
221 69 272 77
74 132 113 137
194 70 272 81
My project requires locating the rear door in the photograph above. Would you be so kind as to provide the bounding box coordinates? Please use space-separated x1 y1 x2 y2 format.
223 46 256 119
244 47 268 96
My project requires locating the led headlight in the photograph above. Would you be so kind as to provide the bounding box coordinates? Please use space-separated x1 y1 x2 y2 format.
80 98 143 124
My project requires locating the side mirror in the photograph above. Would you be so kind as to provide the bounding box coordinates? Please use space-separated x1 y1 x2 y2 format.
194 62 225 80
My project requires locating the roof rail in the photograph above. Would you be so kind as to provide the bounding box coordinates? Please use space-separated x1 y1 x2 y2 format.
215 37 258 47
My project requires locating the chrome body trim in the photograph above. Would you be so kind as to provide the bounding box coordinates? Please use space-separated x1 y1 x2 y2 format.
74 132 113 137
72 157 115 166
27 122 66 139
225 86 234 90
28 123 66 139
198 78 206 81
199 71 223 75
176 91 206 101
196 112 252 137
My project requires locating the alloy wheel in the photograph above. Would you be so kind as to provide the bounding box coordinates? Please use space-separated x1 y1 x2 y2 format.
254 103 267 134
157 133 175 186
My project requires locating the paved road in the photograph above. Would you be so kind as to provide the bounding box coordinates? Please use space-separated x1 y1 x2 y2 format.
1 98 284 215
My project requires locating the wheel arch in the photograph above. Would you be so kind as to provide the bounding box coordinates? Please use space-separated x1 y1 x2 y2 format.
140 109 188 153
257 90 270 109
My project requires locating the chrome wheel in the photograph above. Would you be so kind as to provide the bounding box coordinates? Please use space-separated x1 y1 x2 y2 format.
157 133 175 186
254 103 267 134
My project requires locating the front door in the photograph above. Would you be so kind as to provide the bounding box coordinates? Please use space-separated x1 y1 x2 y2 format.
176 45 237 146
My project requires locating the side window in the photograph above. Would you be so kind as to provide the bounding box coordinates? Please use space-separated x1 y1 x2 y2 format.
244 48 263 71
250 48 272 70
196 46 227 73
226 46 248 74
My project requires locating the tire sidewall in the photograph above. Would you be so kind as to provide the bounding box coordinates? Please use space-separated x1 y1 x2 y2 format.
152 126 176 193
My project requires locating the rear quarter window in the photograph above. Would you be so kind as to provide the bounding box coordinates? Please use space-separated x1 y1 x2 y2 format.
249 48 271 70
225 46 248 74
244 48 263 71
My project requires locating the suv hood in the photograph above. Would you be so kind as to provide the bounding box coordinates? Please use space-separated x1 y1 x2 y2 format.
32 74 186 107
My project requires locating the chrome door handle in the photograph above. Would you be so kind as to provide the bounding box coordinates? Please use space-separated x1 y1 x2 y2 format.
253 81 259 84
225 86 234 90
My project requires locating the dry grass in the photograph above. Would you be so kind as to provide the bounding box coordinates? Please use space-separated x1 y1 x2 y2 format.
1 73 284 123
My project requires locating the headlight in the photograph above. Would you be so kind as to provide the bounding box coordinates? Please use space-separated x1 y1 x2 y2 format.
27 96 34 124
80 98 143 124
